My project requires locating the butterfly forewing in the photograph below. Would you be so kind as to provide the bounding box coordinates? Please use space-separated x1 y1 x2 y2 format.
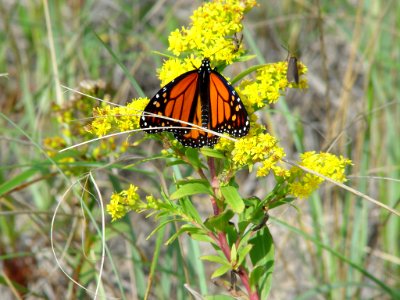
140 70 198 133
209 72 249 137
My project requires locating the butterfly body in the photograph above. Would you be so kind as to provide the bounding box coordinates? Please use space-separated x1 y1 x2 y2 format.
140 58 249 148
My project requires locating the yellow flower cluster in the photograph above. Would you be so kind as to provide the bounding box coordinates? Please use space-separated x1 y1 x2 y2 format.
106 184 161 221
168 0 257 64
91 105 113 136
43 136 67 154
89 98 149 137
43 136 76 174
216 125 289 178
158 56 202 86
288 151 352 198
43 80 125 173
238 61 308 109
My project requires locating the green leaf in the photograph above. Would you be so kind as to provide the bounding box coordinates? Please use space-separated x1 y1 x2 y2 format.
237 227 254 250
200 148 226 159
235 54 256 62
249 227 275 300
243 196 263 209
268 196 296 209
146 217 167 299
201 255 229 265
230 244 237 264
191 233 216 244
179 198 202 223
237 244 253 266
170 182 213 200
0 168 39 196
147 218 181 240
204 210 234 232
185 148 205 168
211 264 232 278
231 63 266 84
165 224 204 245
166 159 189 167
238 196 267 233
220 186 245 213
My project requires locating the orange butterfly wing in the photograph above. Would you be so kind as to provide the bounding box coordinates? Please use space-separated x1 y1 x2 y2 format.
209 71 249 137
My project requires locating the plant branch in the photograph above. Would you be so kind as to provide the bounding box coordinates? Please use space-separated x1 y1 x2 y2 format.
208 157 220 215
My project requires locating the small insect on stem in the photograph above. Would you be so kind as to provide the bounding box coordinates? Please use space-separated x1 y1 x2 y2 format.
252 211 270 231
287 55 299 85
232 33 244 53
230 270 237 291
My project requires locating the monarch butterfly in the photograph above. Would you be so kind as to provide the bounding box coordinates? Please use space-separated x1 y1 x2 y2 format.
140 58 250 148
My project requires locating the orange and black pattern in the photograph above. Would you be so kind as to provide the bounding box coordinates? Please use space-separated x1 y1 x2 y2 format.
140 58 250 148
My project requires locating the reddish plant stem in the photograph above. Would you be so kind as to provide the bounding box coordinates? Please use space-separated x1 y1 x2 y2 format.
206 158 259 299
237 268 259 300
207 157 220 215
210 196 219 215
217 232 259 300
217 232 231 259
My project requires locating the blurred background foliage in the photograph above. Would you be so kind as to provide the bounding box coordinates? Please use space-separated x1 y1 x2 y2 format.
0 0 399 299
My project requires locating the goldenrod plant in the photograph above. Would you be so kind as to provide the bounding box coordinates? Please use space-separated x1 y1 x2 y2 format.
2 0 398 299
88 1 351 299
